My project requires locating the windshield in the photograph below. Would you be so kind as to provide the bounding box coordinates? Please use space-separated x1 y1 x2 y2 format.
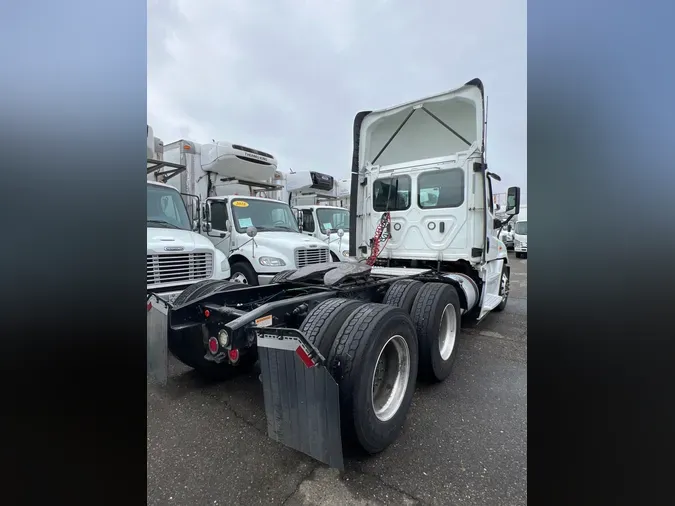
514 221 527 235
147 183 191 230
316 208 350 234
230 198 300 233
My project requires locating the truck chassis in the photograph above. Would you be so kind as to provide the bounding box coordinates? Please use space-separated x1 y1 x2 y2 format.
148 260 502 469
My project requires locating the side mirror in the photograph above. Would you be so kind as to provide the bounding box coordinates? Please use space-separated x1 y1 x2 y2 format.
225 219 232 232
493 218 502 230
192 219 199 231
246 226 258 238
505 187 521 216
337 228 345 238
295 210 303 232
507 224 512 232
205 223 213 233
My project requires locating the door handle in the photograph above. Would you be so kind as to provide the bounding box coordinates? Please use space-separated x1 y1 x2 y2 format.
439 221 445 233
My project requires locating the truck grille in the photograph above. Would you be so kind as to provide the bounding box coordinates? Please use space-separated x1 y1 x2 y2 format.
294 247 330 268
147 252 213 285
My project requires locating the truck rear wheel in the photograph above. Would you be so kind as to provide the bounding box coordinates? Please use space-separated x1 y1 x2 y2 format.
300 298 362 356
411 283 461 383
271 269 297 284
382 279 424 314
230 261 259 285
168 281 254 380
328 303 418 454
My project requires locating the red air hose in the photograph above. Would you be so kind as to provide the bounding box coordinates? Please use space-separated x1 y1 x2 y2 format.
366 212 391 266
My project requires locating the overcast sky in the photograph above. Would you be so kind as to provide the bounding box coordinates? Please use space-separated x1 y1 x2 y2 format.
148 0 526 200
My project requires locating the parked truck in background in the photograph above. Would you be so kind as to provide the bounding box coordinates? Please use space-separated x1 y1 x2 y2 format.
147 78 521 470
296 204 351 261
513 207 527 258
146 126 231 304
273 170 352 261
162 140 331 285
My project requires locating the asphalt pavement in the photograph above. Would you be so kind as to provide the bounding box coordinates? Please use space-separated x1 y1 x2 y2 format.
148 252 527 505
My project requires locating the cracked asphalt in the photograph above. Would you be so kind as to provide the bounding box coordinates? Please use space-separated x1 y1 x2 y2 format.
148 252 527 505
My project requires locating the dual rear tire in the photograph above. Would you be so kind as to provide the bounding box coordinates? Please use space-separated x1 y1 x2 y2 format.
300 280 462 454
301 299 418 455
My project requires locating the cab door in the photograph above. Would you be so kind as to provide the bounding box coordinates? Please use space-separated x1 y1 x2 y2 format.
204 197 233 254
299 209 317 237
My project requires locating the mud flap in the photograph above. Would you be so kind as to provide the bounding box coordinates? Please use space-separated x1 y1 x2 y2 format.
257 327 344 469
147 294 170 385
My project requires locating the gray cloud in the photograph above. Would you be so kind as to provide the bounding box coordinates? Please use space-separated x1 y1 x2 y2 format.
148 0 526 199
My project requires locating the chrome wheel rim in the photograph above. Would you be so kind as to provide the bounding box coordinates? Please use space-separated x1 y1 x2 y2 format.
371 334 411 422
501 271 509 298
438 304 457 361
231 272 249 284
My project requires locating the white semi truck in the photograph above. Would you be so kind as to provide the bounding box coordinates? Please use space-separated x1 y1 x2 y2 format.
146 126 231 304
162 140 331 285
148 78 521 470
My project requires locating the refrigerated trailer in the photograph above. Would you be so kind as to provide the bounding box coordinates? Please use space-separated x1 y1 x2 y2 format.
147 78 521 469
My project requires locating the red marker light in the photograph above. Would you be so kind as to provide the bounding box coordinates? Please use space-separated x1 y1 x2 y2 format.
147 302 153 312
208 337 218 354
204 309 211 318
228 349 240 363
295 345 316 368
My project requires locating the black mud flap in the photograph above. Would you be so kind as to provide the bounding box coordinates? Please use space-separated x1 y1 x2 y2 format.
256 327 344 469
147 294 170 385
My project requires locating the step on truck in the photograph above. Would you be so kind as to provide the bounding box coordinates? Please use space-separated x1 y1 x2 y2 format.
161 140 332 286
147 78 521 469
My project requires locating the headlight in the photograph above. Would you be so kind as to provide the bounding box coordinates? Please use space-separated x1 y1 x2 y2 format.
259 256 286 267
342 250 349 257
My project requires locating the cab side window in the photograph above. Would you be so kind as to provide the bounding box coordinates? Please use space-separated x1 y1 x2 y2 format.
301 210 315 232
210 201 229 231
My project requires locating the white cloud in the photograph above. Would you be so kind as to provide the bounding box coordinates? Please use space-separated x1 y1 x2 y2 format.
148 0 526 196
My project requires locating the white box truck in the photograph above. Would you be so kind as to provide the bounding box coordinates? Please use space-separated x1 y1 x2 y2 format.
162 140 331 285
513 206 527 258
146 126 231 304
277 170 352 261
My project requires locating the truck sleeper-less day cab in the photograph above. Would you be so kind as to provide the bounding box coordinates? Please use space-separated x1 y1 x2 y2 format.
162 140 332 286
147 79 521 470
146 126 231 304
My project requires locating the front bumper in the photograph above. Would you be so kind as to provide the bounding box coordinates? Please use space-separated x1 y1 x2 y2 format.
258 274 276 285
